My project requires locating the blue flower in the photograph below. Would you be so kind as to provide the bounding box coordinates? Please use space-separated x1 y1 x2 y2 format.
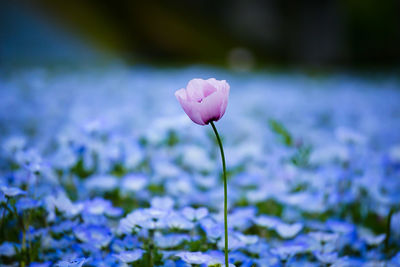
84 174 118 192
308 231 339 244
181 206 208 221
227 207 256 230
83 197 123 217
358 227 386 246
28 262 52 267
163 212 194 231
326 220 355 235
55 258 86 267
176 251 213 265
200 217 224 241
45 192 82 219
270 241 309 260
118 208 164 233
120 173 148 193
51 220 79 234
154 233 190 249
73 225 112 249
16 197 41 210
1 186 26 198
314 251 339 264
0 242 17 257
274 222 303 239
151 196 174 210
253 215 281 229
113 249 144 263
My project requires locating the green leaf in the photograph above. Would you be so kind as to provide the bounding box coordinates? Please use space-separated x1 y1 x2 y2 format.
268 119 293 147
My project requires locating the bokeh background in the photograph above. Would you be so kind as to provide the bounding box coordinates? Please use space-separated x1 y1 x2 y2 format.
1 0 400 70
1 1 400 266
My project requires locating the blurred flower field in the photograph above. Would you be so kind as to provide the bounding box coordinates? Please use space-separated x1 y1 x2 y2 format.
0 67 400 266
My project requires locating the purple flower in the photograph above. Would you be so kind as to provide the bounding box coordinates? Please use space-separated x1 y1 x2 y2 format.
175 78 230 125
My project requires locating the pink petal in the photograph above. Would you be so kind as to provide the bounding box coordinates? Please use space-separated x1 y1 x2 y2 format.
218 82 230 117
207 78 228 92
186 79 206 102
187 79 216 102
175 88 187 101
197 89 225 124
175 89 205 125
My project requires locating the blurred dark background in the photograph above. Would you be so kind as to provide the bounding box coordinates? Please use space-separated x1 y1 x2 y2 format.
1 0 399 70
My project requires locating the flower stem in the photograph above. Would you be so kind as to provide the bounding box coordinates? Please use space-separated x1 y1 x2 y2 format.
385 207 394 252
148 229 154 267
210 121 228 267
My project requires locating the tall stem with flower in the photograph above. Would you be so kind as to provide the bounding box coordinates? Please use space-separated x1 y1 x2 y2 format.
175 78 230 266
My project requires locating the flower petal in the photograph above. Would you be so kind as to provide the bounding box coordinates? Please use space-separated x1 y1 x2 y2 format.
175 89 205 125
197 89 225 124
187 79 216 102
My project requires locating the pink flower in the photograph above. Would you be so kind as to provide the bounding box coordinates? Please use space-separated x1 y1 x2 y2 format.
175 78 230 125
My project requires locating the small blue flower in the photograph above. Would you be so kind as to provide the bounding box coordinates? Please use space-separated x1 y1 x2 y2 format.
308 231 339 244
253 215 281 229
73 225 112 249
151 196 174 210
181 206 208 221
55 257 86 267
391 252 400 265
326 220 355 235
274 222 303 239
200 218 224 241
314 251 339 264
28 262 52 267
113 249 144 263
0 242 17 257
176 251 213 265
118 208 164 233
51 220 79 234
154 233 190 249
120 173 148 193
163 213 194 231
84 174 118 192
358 228 386 246
270 241 309 259
16 197 41 210
83 197 122 217
1 186 26 198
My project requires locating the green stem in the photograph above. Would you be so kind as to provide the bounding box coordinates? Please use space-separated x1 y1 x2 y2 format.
210 121 228 267
148 229 154 267
385 207 394 252
0 199 9 235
